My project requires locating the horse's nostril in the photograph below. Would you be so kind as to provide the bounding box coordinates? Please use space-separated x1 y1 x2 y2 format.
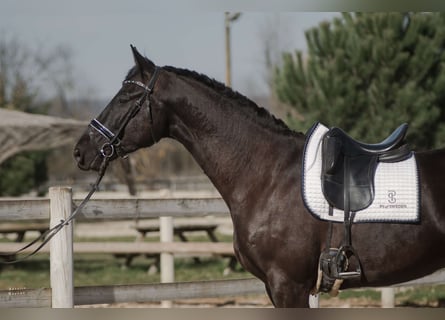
73 148 81 161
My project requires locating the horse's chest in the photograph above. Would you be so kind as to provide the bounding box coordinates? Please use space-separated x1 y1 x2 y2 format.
231 227 269 277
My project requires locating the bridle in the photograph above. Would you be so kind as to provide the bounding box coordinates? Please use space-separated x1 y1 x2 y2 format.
89 66 161 159
0 67 161 264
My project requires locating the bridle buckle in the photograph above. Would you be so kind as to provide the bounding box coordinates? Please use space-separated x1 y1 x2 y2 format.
100 143 115 158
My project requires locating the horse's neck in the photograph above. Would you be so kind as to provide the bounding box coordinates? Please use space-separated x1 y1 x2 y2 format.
166 90 294 207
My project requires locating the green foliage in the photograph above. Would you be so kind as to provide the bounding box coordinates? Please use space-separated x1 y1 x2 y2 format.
336 288 381 301
0 37 63 196
0 151 48 196
397 285 445 306
274 13 445 150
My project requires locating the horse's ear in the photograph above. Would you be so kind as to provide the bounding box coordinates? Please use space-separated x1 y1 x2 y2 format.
131 45 144 67
130 45 155 75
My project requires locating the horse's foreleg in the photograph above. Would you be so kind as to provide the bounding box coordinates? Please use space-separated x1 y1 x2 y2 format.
265 272 312 307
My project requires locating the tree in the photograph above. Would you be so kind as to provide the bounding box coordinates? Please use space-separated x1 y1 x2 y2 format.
274 13 445 150
0 36 75 196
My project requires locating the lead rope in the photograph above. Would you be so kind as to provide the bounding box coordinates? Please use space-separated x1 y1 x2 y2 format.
0 157 110 264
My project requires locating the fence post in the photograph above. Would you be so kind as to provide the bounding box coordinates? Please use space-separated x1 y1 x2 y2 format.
160 216 174 308
49 187 74 308
381 287 395 308
309 294 319 308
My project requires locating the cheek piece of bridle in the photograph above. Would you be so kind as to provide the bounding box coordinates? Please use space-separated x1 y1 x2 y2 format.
0 67 161 264
90 66 161 160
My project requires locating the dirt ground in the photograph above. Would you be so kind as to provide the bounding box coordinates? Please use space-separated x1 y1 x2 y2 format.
76 294 390 308
77 295 273 308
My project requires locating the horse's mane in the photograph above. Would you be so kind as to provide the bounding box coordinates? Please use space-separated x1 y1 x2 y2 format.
162 65 299 137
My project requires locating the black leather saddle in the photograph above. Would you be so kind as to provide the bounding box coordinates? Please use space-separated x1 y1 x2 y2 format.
321 123 411 212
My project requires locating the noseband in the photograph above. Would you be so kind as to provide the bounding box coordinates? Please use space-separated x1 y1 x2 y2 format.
89 66 161 159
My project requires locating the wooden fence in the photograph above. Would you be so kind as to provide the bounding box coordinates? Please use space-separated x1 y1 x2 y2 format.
0 186 269 308
0 186 444 308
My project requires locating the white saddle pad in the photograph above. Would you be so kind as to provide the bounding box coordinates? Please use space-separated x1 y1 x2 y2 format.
302 122 420 223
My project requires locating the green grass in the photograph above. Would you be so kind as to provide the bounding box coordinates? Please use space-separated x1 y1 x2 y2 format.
2 234 445 307
0 253 250 290
0 233 249 290
396 285 445 307
0 256 50 289
335 288 382 301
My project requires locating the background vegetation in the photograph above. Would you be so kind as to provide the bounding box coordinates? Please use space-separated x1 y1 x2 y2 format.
0 37 75 196
274 12 445 150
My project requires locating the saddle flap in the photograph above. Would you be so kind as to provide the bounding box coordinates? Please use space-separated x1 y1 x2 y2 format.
322 154 377 212
321 130 379 212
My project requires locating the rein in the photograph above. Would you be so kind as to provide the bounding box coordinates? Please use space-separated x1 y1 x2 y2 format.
0 158 109 264
0 67 161 264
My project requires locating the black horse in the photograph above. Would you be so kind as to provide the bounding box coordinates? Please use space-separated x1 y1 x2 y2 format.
74 46 445 307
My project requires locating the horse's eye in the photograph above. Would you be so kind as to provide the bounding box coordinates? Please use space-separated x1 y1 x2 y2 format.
119 92 142 103
119 94 131 103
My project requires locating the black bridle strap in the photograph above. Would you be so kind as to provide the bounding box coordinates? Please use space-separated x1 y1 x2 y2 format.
124 66 160 93
123 67 160 142
90 119 116 141
90 66 161 158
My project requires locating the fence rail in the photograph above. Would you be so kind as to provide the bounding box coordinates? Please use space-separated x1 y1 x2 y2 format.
0 197 228 221
0 241 235 255
0 278 265 308
0 187 445 308
0 188 258 308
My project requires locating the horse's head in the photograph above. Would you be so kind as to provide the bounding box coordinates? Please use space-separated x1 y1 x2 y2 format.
74 46 166 171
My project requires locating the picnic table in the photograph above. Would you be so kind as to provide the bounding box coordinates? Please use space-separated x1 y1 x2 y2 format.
0 222 49 262
135 223 219 242
115 223 238 273
0 222 48 242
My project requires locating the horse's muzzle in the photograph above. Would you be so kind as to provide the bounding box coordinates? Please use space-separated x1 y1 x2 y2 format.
73 147 88 170
73 147 102 171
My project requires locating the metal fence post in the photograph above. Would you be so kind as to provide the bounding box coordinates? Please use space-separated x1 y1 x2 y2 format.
309 294 319 308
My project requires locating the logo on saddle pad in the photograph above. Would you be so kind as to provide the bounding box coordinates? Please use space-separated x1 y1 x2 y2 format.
302 122 420 224
387 190 397 204
380 190 408 209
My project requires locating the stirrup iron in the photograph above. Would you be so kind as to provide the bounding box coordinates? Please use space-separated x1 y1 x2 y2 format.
335 245 361 279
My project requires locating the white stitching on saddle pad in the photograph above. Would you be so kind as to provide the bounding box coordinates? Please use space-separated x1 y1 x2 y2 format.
302 122 420 223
